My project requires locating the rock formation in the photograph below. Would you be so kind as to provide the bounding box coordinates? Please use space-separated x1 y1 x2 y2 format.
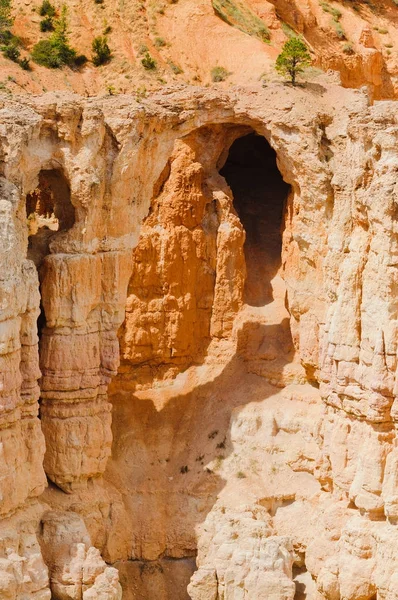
1 79 398 599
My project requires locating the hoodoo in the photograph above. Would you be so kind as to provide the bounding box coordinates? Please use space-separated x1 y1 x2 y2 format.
1 0 398 598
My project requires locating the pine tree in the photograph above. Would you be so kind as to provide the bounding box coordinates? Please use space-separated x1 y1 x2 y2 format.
92 36 111 66
32 5 77 68
275 38 311 85
51 5 76 65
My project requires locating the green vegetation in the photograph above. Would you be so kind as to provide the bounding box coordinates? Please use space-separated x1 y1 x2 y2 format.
212 0 270 42
320 1 346 40
40 16 54 32
39 0 56 17
0 0 31 70
39 2 56 32
19 56 30 70
275 37 311 85
141 51 156 69
92 35 111 65
32 6 78 68
2 39 19 61
281 22 298 39
236 471 246 479
154 36 166 47
0 0 13 39
168 59 183 74
211 65 230 82
320 1 341 20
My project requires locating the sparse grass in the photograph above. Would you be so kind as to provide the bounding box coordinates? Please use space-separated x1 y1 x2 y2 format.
211 65 231 82
213 455 225 470
168 59 183 74
320 1 341 19
320 1 346 40
281 22 297 39
333 20 346 39
212 0 270 42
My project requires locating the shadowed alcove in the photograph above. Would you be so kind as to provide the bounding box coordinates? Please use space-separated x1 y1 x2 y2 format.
220 132 291 307
26 169 75 268
26 168 75 341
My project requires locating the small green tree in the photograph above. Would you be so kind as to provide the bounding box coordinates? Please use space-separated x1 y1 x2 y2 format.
32 5 77 68
39 0 56 17
51 6 76 64
141 51 156 70
92 35 111 66
275 37 311 85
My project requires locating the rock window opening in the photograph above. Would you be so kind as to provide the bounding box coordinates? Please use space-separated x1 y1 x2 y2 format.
26 169 74 268
220 132 290 307
26 169 74 343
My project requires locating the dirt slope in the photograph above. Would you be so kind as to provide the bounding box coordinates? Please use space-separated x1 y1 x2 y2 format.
2 0 398 98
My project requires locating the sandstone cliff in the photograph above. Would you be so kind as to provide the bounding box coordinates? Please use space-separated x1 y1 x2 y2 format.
1 80 398 599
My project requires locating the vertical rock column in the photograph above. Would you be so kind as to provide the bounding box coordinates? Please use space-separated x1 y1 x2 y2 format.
0 178 47 514
39 250 132 493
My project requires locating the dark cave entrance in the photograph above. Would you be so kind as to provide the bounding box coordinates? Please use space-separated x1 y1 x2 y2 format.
26 169 74 267
26 169 75 340
220 132 290 307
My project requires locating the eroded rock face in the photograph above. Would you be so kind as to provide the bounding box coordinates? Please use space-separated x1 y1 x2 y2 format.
1 82 398 599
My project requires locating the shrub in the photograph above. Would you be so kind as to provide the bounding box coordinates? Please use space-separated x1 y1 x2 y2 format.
39 0 56 17
74 54 88 67
2 41 20 62
92 35 111 65
211 65 230 81
32 6 77 68
0 0 13 45
141 51 156 69
212 0 270 42
275 37 311 85
40 16 54 32
154 36 166 47
32 39 61 67
168 59 183 74
19 56 31 70
0 0 13 32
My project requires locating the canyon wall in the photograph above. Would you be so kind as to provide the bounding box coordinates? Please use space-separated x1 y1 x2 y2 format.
1 82 398 599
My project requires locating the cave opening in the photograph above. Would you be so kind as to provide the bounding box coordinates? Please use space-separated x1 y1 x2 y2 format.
220 132 290 307
26 169 75 268
26 169 75 342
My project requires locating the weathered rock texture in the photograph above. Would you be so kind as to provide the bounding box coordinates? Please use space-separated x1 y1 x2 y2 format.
1 81 398 599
